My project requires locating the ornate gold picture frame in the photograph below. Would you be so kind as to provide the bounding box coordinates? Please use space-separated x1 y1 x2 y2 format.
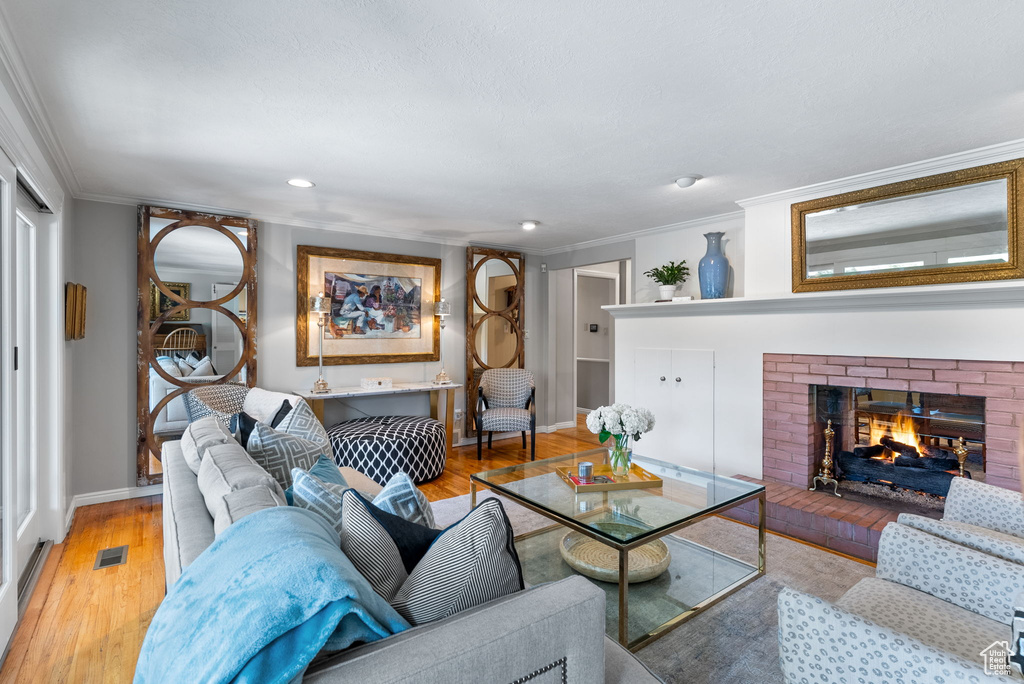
296 245 441 366
149 281 191 321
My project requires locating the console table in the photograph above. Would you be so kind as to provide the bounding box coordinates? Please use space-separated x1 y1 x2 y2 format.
295 382 463 452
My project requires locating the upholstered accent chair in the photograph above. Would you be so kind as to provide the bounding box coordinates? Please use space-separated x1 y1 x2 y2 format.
778 521 1024 682
898 476 1024 565
476 368 535 461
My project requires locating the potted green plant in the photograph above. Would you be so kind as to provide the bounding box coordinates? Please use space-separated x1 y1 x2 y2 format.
643 260 690 301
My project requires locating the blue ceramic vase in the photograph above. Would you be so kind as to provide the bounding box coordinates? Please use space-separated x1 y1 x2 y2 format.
698 231 729 299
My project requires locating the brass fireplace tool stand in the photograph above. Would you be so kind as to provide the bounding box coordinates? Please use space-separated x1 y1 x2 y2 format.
954 436 969 477
810 419 841 497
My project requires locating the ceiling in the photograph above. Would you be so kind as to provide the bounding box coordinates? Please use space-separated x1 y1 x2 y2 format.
3 1 1024 250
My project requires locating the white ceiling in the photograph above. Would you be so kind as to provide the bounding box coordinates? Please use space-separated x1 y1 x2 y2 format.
3 1 1024 250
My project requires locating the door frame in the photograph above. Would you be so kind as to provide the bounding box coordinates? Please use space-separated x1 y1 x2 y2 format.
572 268 620 416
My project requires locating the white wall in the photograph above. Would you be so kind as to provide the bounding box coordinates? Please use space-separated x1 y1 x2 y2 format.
634 212 745 302
613 139 1024 481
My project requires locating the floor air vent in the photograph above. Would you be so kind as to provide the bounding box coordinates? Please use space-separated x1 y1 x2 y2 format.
94 545 128 570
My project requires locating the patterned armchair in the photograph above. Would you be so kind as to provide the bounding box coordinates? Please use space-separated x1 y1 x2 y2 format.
475 369 535 461
778 522 1024 682
898 477 1024 565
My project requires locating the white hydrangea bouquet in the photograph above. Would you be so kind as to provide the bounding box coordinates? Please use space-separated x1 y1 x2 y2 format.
586 403 656 475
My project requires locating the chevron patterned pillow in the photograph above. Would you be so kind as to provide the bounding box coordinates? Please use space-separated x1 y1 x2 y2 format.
337 490 523 625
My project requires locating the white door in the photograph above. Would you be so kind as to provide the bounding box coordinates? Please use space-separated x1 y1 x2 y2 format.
211 283 240 377
0 147 22 643
13 203 41 578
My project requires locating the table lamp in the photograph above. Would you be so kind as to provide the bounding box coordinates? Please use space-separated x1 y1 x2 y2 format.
433 298 451 385
310 292 331 393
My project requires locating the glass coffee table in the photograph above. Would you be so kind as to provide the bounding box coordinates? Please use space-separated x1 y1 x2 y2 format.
471 448 766 651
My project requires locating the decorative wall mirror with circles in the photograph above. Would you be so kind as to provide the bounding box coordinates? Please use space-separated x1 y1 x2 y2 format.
136 205 258 486
465 246 525 437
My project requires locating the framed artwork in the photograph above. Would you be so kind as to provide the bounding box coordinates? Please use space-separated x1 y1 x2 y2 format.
150 281 191 321
296 246 441 365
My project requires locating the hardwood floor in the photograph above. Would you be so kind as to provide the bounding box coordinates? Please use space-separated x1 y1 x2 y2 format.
0 418 600 683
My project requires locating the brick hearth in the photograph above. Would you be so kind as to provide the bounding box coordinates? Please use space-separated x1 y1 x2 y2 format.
763 354 1022 492
724 477 898 562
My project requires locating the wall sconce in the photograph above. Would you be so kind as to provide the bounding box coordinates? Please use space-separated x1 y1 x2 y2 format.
309 292 331 393
433 298 451 385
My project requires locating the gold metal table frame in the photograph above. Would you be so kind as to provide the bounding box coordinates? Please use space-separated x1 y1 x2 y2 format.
471 465 766 652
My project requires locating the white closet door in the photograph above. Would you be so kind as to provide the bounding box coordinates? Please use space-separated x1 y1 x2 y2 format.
633 348 715 472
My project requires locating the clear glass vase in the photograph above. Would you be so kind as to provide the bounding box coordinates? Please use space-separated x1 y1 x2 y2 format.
608 435 632 477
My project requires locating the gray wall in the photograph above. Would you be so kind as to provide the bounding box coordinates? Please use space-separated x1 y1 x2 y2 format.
71 200 138 493
575 275 614 410
68 200 548 495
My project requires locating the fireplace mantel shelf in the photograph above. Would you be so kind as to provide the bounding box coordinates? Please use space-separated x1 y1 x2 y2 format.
604 281 1024 319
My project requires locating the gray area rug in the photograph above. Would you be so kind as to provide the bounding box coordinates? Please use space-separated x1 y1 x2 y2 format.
432 491 874 684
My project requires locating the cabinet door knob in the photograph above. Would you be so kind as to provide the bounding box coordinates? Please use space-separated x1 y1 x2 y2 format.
675 377 681 382
659 376 666 381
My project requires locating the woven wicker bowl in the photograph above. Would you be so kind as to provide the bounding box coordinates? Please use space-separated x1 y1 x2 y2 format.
559 522 670 584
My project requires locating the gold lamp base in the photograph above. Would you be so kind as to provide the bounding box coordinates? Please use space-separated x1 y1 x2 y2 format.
312 377 330 394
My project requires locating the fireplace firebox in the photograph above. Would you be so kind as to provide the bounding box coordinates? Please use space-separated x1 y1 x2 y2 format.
813 385 983 498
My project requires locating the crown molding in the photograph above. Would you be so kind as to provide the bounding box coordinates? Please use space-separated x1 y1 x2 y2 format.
737 138 1024 208
0 6 80 199
535 210 744 257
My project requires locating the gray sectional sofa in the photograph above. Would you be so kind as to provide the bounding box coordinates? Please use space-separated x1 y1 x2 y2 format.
162 437 662 683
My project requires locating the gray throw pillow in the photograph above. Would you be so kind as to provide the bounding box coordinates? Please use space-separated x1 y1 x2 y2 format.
246 422 326 490
197 443 286 534
180 416 235 475
218 485 286 535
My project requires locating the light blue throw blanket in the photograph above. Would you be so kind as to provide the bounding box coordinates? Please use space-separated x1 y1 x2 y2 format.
135 506 409 683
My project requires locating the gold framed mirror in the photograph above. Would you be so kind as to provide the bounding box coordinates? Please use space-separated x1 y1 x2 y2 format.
792 157 1024 292
136 205 258 486
465 246 525 437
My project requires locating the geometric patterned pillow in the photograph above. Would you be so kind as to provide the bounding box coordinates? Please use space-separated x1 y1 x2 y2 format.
390 497 523 625
246 422 326 491
373 472 435 528
290 469 433 532
274 400 330 453
183 384 249 426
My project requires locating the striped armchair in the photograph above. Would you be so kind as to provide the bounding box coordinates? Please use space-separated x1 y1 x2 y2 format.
476 368 535 461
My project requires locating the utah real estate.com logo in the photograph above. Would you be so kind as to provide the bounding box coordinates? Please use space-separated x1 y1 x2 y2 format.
981 641 1012 677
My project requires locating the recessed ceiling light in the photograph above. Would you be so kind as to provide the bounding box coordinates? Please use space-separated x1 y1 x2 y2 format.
287 178 315 188
674 175 704 189
520 220 539 231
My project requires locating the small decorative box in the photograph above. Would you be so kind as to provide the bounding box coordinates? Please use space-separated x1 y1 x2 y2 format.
360 377 393 390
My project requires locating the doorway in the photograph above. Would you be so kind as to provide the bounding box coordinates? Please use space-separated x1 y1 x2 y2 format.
548 259 629 430
574 268 619 412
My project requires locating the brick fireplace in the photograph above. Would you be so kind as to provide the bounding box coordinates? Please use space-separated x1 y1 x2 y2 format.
762 353 1021 492
723 353 1023 561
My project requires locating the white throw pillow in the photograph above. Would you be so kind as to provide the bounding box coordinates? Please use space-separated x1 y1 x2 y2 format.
190 356 216 376
176 358 194 376
242 387 300 424
156 356 182 378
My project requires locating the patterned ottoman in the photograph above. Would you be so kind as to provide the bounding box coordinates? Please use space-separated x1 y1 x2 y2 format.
327 416 447 484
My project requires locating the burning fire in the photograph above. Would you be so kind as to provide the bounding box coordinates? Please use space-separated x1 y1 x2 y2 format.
868 411 921 459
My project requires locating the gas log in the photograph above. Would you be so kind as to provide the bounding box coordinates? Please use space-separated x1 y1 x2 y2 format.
880 436 920 458
836 450 970 497
853 444 886 458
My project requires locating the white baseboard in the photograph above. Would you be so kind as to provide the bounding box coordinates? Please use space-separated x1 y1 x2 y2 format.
576 408 591 414
64 483 163 535
454 422 577 448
